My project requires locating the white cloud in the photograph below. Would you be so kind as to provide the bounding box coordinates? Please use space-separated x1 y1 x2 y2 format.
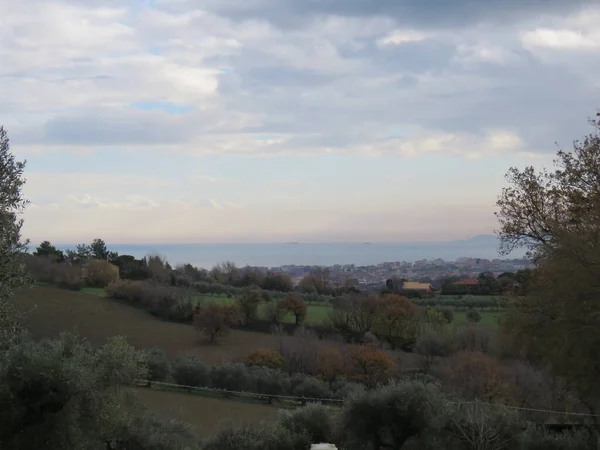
377 29 430 46
351 129 525 159
521 28 600 50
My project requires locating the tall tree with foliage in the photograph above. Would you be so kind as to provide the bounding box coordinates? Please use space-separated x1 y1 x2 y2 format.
496 111 600 425
0 126 29 346
90 238 109 260
33 241 64 262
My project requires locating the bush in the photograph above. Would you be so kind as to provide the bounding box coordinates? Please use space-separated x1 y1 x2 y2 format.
436 306 454 323
145 348 171 382
278 403 337 444
344 344 398 386
519 425 595 450
466 309 482 323
26 256 84 290
291 376 331 400
342 378 452 449
414 330 453 368
246 348 284 370
449 401 523 450
85 259 119 288
171 356 209 387
105 280 196 323
203 424 311 450
210 364 253 392
453 324 498 355
248 366 291 402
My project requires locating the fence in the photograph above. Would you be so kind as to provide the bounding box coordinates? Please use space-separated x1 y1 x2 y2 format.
132 379 600 423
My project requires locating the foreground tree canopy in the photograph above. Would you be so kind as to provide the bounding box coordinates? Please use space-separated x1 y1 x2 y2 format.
496 111 600 422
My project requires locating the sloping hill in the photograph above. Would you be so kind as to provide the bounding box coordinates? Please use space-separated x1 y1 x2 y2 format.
12 286 278 364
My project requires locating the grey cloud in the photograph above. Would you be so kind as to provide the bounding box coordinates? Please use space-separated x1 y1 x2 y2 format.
169 0 597 29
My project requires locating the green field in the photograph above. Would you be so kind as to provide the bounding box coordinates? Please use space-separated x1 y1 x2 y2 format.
199 294 505 327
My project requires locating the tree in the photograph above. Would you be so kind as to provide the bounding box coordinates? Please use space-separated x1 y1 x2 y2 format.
262 271 293 292
466 309 482 324
246 348 284 370
307 267 331 295
344 344 397 386
33 241 64 262
170 356 210 387
146 254 170 284
0 333 149 449
278 295 308 325
264 300 284 325
236 286 262 322
495 110 600 425
372 294 417 350
144 348 171 382
90 238 109 260
86 259 119 287
342 379 452 449
193 304 243 343
450 401 523 450
316 346 345 384
0 126 29 347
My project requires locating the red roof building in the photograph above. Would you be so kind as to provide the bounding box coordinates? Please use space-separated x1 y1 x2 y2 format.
454 279 479 286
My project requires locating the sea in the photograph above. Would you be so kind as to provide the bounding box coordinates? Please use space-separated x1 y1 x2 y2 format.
57 235 525 269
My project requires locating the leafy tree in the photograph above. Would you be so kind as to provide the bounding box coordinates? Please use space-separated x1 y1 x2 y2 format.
278 403 336 444
246 348 284 370
0 333 147 449
264 300 284 324
316 346 345 384
342 378 452 449
66 243 92 264
145 348 171 382
262 271 293 292
33 241 64 262
90 238 109 260
193 304 243 343
278 295 308 325
372 294 417 350
0 126 29 347
344 344 397 387
236 286 262 322
495 110 600 424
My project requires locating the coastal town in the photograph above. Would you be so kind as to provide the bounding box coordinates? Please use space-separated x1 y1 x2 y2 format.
274 257 533 290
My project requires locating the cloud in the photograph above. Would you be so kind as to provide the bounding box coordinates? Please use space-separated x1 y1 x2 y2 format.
3 0 600 243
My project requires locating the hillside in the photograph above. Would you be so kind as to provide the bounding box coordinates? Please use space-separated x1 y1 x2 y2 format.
12 286 279 364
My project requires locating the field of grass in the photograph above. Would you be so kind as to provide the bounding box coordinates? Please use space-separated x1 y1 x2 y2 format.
134 388 283 435
198 295 331 324
12 286 279 364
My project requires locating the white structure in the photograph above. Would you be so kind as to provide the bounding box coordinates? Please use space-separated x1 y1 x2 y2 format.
310 445 338 450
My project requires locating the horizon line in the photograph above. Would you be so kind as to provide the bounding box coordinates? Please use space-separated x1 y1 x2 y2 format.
33 234 500 247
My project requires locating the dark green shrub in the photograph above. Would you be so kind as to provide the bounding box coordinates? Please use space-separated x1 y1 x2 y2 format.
171 356 209 387
466 309 482 323
436 307 454 323
210 364 253 392
291 377 331 400
145 348 170 382
248 366 291 402
278 403 336 444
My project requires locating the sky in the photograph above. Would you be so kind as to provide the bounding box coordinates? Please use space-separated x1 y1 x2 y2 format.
1 0 599 244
